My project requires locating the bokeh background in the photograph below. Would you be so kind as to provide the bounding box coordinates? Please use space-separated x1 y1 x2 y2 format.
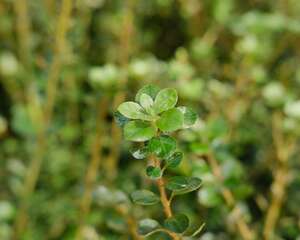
0 0 300 239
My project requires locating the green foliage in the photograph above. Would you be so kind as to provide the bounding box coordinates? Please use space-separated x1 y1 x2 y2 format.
164 214 189 234
2 1 300 239
117 85 200 238
131 190 160 206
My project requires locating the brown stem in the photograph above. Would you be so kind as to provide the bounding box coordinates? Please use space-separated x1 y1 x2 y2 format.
205 153 255 240
152 156 181 240
116 206 142 240
263 112 294 240
75 98 108 240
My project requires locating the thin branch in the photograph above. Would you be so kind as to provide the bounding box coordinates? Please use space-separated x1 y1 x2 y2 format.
204 153 255 240
75 97 108 240
152 156 181 240
263 112 295 240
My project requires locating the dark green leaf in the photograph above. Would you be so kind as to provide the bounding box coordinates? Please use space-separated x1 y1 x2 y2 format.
157 108 184 132
135 84 160 102
166 176 202 195
124 121 157 142
164 214 189 233
148 135 176 158
138 218 160 235
114 111 130 127
166 152 183 168
153 88 178 114
131 190 160 205
146 166 162 179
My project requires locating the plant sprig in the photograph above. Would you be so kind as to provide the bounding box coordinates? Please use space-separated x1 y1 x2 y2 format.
115 84 203 239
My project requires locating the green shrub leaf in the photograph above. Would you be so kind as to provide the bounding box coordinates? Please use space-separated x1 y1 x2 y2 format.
178 106 198 127
131 190 160 205
157 108 184 132
140 93 154 112
138 218 160 235
148 135 176 158
135 84 160 102
124 121 157 142
166 152 183 168
166 176 202 195
118 101 152 121
114 111 130 127
131 147 149 159
164 214 189 233
153 88 178 114
146 166 162 179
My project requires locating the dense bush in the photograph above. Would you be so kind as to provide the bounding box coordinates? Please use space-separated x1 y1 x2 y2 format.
0 0 300 240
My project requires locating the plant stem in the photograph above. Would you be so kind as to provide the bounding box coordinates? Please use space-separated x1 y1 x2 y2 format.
204 153 255 240
263 112 294 240
75 97 108 240
13 1 73 238
152 156 181 240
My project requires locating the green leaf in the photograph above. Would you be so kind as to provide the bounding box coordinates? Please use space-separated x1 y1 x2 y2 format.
157 108 184 132
146 166 162 179
178 106 198 127
164 214 189 233
138 218 160 235
114 111 130 127
124 121 157 142
135 84 160 102
117 101 152 121
131 190 160 205
140 93 154 112
131 147 148 159
153 88 178 114
148 135 176 158
166 176 202 195
166 152 183 168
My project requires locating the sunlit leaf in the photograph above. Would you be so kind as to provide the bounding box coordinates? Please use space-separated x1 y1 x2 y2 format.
157 108 184 132
117 101 152 121
124 121 157 142
135 84 160 102
165 152 183 168
153 88 178 114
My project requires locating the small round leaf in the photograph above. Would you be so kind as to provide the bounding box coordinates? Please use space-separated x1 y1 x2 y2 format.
124 121 157 142
164 214 189 233
146 166 162 179
157 108 184 132
166 152 183 168
138 218 160 235
166 176 202 195
118 101 152 121
178 106 198 127
148 135 176 158
131 147 149 159
140 93 154 112
135 84 160 102
153 88 178 114
131 190 160 205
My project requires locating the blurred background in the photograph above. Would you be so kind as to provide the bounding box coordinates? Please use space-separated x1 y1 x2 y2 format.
0 0 300 239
